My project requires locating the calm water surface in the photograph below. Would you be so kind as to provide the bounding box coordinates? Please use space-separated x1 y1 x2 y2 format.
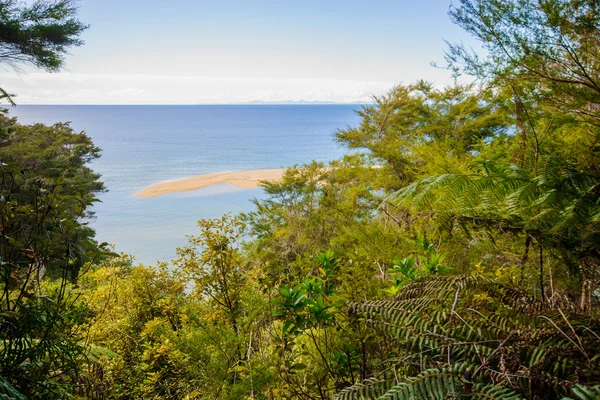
9 105 362 264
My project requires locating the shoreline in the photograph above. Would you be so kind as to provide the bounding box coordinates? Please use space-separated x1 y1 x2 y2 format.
136 168 286 198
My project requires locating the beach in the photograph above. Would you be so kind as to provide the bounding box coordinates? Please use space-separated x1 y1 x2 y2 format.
136 168 286 198
11 105 358 263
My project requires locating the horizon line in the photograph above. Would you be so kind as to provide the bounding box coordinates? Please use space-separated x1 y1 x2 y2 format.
6 102 372 107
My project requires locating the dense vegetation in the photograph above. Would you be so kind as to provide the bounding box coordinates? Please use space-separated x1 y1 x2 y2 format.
1 0 599 398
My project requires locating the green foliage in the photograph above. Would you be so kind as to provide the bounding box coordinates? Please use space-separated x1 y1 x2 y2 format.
447 0 600 125
274 251 341 337
337 365 465 400
272 251 353 397
336 82 510 186
237 57 600 396
243 159 395 300
566 385 600 400
0 112 109 398
336 276 600 399
4 0 600 398
79 257 193 399
81 220 280 399
0 292 89 398
335 367 525 400
0 377 25 400
389 155 600 255
389 154 600 309
0 111 109 281
177 214 248 334
386 235 451 296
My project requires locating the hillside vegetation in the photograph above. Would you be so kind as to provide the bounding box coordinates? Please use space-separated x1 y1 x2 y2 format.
1 0 599 399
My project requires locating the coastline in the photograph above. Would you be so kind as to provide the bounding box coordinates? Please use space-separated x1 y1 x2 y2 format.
136 168 286 198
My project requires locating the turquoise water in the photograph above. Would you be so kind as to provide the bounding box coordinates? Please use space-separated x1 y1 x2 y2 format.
9 105 362 264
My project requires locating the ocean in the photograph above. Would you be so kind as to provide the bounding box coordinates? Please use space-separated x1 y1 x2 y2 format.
8 105 362 264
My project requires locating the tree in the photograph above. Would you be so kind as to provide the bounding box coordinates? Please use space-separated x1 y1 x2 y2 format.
336 82 510 188
0 111 109 398
174 215 276 399
379 0 600 310
0 111 107 283
176 215 249 338
447 0 600 101
0 0 88 104
446 0 600 173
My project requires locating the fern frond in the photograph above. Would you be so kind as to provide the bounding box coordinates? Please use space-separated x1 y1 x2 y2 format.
339 275 600 400
471 383 523 400
386 156 600 271
565 384 600 400
378 365 464 400
333 377 393 400
0 377 26 400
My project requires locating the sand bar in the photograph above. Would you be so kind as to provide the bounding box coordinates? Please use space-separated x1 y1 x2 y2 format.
136 168 286 198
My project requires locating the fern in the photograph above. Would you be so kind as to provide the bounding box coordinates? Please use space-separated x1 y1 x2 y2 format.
334 365 525 400
334 377 394 400
566 385 600 400
472 383 523 400
0 377 25 400
336 276 600 399
378 366 462 400
386 157 600 288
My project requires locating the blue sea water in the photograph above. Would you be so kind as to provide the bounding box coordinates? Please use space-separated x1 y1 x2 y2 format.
8 105 362 264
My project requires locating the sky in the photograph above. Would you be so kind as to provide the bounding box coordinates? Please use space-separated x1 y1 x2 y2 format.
1 0 477 105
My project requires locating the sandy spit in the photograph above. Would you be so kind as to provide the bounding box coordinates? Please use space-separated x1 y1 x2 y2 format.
136 168 286 198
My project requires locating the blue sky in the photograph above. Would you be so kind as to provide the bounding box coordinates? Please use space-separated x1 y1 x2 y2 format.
1 0 476 104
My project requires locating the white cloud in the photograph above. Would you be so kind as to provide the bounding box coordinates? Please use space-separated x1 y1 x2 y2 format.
0 72 398 104
107 88 148 97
